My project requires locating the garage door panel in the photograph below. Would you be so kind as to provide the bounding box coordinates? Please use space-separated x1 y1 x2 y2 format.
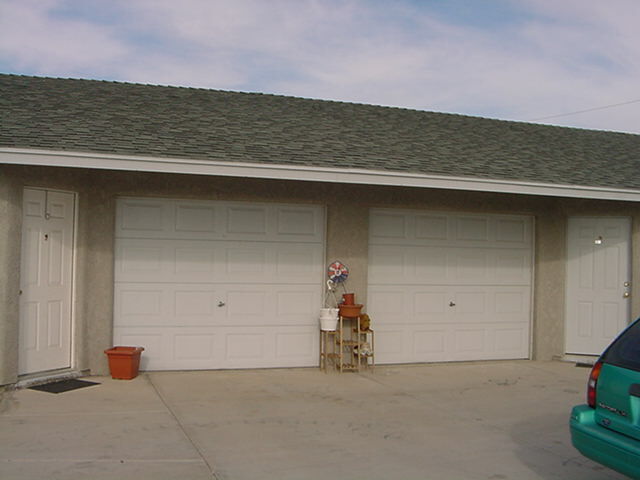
117 198 324 242
174 333 216 361
118 200 168 235
174 290 217 318
227 205 268 236
414 291 448 315
367 246 408 281
116 242 166 278
369 209 532 364
453 250 490 282
494 327 527 353
116 239 323 284
227 332 265 360
370 246 530 286
495 250 531 282
450 249 531 285
454 328 487 354
367 289 409 320
415 248 448 281
455 216 489 242
226 290 268 318
370 211 409 241
114 322 319 370
413 330 447 356
495 290 528 315
370 285 530 325
175 203 218 233
116 239 213 282
174 246 216 274
453 291 487 315
223 285 319 325
496 218 529 243
117 283 320 330
276 206 323 240
115 286 166 326
114 198 324 370
415 215 449 240
372 328 405 362
275 331 315 359
115 284 223 327
371 211 531 248
276 244 324 278
221 243 321 283
372 323 530 364
276 289 318 317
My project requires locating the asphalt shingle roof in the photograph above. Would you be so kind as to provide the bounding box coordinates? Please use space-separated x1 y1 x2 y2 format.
1 74 639 190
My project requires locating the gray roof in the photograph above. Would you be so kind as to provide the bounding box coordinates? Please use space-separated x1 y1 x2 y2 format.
1 73 639 190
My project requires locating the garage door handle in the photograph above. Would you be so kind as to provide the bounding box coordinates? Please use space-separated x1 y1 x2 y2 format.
218 301 226 307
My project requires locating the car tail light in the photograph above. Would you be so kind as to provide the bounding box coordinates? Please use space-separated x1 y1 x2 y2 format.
587 361 603 408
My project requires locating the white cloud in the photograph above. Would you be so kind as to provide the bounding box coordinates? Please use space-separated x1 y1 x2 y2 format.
0 0 129 75
0 0 639 133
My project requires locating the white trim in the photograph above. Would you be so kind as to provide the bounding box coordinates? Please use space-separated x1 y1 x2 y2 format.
2 147 640 202
528 215 536 361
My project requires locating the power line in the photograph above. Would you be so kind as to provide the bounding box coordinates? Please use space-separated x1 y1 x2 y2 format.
528 98 640 122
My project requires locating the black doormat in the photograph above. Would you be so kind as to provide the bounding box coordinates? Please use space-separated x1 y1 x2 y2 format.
29 378 100 394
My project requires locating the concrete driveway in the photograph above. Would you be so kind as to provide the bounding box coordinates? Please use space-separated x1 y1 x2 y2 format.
0 361 627 480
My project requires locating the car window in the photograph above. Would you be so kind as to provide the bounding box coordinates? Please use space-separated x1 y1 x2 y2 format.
602 319 640 372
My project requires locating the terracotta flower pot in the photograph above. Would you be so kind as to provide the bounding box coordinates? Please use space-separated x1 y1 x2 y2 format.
339 303 363 318
104 346 144 380
342 293 355 305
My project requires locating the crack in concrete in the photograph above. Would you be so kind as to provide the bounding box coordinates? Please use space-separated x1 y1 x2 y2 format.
145 374 219 480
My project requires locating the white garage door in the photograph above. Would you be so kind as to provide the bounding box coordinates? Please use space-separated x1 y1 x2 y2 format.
368 209 532 363
113 198 325 370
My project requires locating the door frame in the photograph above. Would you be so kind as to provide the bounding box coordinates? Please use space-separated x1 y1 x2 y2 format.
564 215 632 356
18 187 78 376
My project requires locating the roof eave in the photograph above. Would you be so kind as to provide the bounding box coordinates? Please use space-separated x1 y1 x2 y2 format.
1 147 639 202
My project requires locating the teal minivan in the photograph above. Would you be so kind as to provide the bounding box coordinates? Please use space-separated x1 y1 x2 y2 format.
570 317 640 479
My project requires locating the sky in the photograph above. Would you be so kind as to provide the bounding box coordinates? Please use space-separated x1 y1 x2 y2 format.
1 0 639 134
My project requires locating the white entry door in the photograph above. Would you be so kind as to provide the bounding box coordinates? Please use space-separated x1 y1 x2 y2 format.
565 217 631 355
368 209 533 364
19 189 75 375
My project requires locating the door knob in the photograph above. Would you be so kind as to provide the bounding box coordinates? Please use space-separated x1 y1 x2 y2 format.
623 292 631 298
217 301 226 307
449 301 456 307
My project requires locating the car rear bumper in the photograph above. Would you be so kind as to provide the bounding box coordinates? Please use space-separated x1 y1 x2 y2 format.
570 405 640 479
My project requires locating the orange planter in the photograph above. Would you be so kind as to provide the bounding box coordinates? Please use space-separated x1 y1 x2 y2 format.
342 293 355 305
339 303 363 318
104 346 144 380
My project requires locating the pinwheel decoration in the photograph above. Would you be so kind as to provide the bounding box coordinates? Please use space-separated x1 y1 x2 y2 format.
327 261 349 283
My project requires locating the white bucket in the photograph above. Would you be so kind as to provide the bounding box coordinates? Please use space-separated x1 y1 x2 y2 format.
319 308 339 320
319 316 339 331
319 308 339 331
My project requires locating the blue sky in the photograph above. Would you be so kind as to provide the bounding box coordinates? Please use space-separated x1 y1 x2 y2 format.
1 0 639 133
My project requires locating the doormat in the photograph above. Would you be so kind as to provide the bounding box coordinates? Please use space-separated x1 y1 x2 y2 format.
29 379 100 394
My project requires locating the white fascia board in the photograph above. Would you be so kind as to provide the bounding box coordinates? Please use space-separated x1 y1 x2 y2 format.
2 147 640 202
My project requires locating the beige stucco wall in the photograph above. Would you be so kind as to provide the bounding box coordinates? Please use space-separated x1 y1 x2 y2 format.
0 174 21 385
1 164 639 384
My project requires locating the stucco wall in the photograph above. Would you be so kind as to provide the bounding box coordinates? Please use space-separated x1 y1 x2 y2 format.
0 174 21 386
532 212 566 360
1 164 639 382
